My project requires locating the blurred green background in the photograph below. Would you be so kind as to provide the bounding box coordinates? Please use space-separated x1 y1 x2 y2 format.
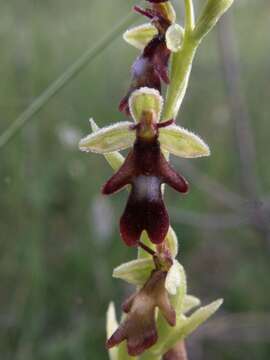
1 0 270 359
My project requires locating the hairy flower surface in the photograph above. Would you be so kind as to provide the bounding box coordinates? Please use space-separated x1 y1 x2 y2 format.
79 88 209 246
119 0 183 114
106 269 176 356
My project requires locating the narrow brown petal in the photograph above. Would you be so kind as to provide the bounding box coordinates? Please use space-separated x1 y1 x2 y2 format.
102 152 134 195
159 156 189 193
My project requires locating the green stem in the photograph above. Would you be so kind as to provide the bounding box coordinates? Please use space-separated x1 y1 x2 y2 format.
184 0 195 33
0 11 138 149
163 37 198 120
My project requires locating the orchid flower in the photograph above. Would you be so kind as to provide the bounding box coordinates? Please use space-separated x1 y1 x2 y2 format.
119 0 184 114
79 88 210 247
107 269 176 356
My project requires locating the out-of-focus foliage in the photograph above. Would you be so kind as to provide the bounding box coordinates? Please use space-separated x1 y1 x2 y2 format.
0 0 270 359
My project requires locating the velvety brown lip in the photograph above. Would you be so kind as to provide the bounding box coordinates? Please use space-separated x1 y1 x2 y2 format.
102 134 188 247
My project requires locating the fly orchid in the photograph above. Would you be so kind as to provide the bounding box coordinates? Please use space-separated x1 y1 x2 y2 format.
77 0 234 357
119 0 184 114
79 88 209 247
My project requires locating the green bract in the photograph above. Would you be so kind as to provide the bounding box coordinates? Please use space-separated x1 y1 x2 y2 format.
194 0 234 41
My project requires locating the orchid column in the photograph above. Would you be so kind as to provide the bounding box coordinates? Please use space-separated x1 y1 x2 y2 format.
79 0 234 359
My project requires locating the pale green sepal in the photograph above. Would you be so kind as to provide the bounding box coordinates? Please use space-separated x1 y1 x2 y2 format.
194 0 234 41
90 118 125 171
166 24 184 52
159 125 210 158
165 226 178 258
183 295 201 314
129 87 163 123
79 121 135 154
106 302 119 360
165 260 187 314
113 258 154 286
123 23 158 50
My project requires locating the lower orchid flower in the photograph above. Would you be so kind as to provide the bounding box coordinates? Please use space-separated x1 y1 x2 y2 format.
106 269 175 356
79 87 210 247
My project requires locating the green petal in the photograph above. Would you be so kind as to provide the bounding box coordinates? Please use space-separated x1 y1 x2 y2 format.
159 125 210 158
166 24 184 52
123 23 158 50
113 258 154 286
129 87 163 123
183 295 201 314
165 226 178 258
90 119 125 171
165 260 187 314
106 303 119 360
79 121 135 154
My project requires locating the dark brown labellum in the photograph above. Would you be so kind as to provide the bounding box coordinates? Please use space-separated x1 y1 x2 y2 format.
102 130 188 246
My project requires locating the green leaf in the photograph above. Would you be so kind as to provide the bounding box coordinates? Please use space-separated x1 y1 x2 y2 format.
79 121 135 154
129 87 163 123
123 23 158 50
113 258 154 286
90 119 125 171
165 24 184 52
159 125 210 158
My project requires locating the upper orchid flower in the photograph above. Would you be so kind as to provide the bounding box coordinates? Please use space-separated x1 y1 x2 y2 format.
79 88 210 247
119 0 184 114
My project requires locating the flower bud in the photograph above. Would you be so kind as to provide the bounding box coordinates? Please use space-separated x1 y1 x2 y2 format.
194 0 234 41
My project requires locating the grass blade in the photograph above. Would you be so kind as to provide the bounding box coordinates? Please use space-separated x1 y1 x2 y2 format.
0 11 137 149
